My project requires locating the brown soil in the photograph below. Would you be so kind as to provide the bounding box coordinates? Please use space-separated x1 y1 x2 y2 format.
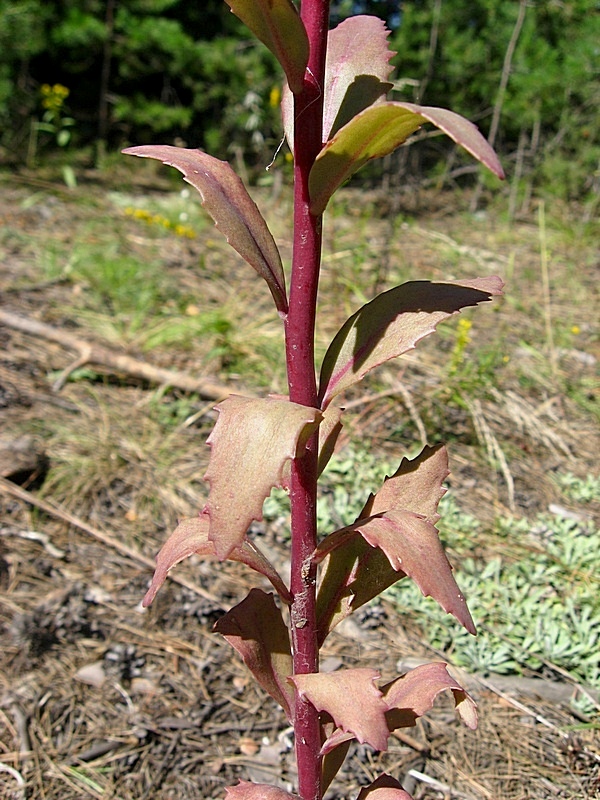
0 173 598 800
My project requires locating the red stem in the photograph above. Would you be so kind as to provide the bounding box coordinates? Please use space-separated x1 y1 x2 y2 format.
284 3 330 800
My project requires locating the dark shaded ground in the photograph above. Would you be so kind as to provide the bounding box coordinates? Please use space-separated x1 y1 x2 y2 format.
0 174 598 799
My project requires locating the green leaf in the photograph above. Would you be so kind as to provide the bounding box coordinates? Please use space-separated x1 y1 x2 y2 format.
204 395 322 558
318 277 503 409
141 514 292 608
122 146 287 314
215 589 295 720
309 102 505 215
224 0 308 95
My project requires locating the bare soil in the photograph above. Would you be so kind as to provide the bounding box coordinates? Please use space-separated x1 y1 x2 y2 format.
0 172 598 800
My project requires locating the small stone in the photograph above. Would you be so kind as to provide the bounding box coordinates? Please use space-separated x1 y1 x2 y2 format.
238 736 260 756
75 661 106 688
130 677 158 696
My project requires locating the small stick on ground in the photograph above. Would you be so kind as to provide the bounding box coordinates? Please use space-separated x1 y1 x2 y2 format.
0 308 231 398
0 475 221 606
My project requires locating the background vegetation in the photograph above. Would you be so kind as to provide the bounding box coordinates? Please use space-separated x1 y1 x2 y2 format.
1 4 598 795
1 0 598 206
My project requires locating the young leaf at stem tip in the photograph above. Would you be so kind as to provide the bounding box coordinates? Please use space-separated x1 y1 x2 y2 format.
224 0 308 95
204 395 322 559
122 145 287 314
282 15 395 152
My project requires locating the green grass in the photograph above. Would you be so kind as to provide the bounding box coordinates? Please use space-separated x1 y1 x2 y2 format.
387 502 600 714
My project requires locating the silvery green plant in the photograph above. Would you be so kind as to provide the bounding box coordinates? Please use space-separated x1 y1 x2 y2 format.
124 3 504 799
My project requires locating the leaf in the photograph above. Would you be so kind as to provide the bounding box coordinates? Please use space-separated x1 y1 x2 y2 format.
320 664 476 755
360 444 449 522
382 662 477 731
225 781 300 800
317 511 475 635
316 445 474 641
317 405 344 477
323 15 395 143
204 395 322 558
357 774 413 800
318 277 503 408
400 103 505 179
309 102 505 215
224 0 308 95
141 514 292 607
215 589 295 720
316 535 402 646
281 15 393 153
291 669 388 752
122 146 287 314
322 735 352 794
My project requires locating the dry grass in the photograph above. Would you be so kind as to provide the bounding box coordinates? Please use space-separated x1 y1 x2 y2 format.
1 175 598 799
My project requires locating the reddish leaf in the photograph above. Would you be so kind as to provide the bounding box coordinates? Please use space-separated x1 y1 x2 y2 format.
383 662 477 731
317 405 344 477
291 669 388 751
215 589 295 720
360 445 449 522
122 146 287 314
224 0 308 95
323 15 395 142
400 103 505 179
318 277 503 408
282 15 393 152
322 735 352 794
316 534 402 646
204 395 322 558
317 511 474 635
141 514 292 608
309 102 504 215
225 781 300 800
320 664 477 755
357 774 413 800
316 445 474 641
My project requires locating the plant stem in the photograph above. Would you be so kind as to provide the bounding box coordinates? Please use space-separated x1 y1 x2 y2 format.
284 3 329 799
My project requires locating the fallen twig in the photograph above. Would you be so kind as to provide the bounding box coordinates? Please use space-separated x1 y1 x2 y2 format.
0 308 231 398
0 475 221 607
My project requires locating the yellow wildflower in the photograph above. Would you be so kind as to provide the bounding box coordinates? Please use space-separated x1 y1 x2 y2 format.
269 86 281 108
